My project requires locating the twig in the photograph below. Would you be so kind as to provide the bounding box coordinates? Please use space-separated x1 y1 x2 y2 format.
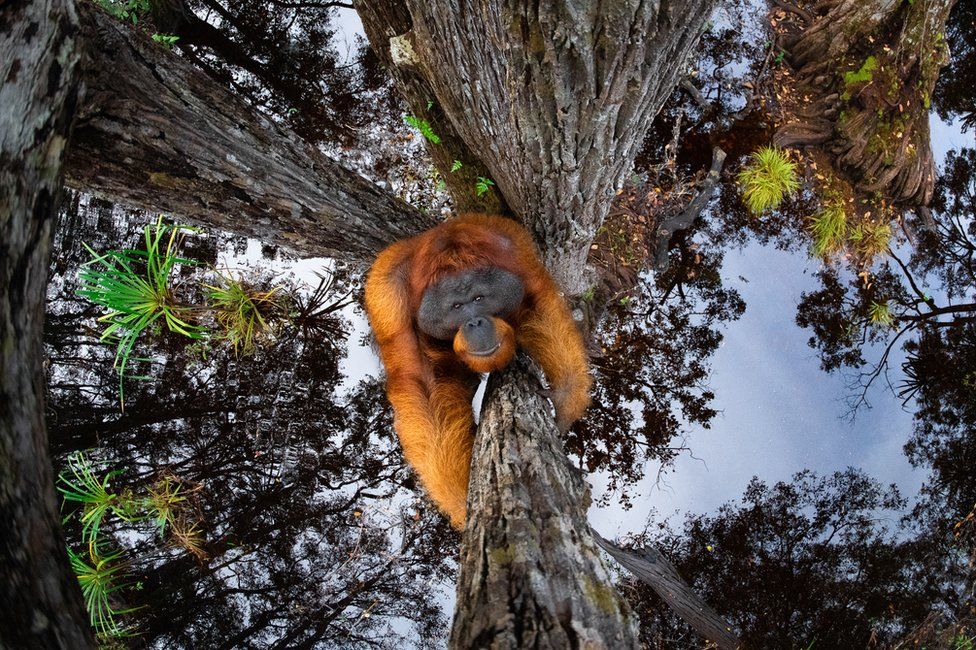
653 147 727 272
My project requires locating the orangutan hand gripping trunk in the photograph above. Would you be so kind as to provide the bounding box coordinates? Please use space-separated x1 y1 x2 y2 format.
364 214 592 528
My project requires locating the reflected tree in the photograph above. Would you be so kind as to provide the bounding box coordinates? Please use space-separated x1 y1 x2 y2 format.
45 205 457 646
620 469 959 649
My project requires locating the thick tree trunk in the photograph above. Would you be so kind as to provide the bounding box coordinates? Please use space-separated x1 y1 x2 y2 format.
372 0 717 292
0 0 93 647
357 1 724 646
775 0 956 206
452 355 639 649
65 2 435 261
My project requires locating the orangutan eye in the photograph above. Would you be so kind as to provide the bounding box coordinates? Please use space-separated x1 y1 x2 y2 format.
452 303 461 310
474 295 484 302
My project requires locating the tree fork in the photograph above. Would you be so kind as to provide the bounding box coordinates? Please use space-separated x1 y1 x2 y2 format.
399 0 718 292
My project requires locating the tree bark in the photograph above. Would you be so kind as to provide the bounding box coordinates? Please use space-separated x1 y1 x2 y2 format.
373 0 717 292
451 355 639 649
65 2 435 261
591 531 741 650
354 0 510 215
775 0 956 206
0 0 93 647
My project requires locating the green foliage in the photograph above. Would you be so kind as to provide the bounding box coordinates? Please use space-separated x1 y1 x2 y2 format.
868 301 895 328
60 454 205 637
403 115 441 144
475 176 496 196
58 453 138 545
67 545 139 639
843 56 879 97
145 474 189 535
78 217 203 405
95 0 150 24
809 196 848 258
151 33 180 49
737 147 801 215
450 159 463 173
206 273 281 357
850 219 892 261
954 633 975 650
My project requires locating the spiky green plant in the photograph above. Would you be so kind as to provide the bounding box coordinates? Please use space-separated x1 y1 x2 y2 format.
78 217 203 404
809 198 848 258
170 518 208 561
868 301 895 328
57 453 134 545
67 545 139 638
850 219 892 261
737 146 801 215
145 474 191 535
205 274 280 356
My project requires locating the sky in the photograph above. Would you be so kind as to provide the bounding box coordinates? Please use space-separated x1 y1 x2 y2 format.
590 115 976 537
318 4 976 541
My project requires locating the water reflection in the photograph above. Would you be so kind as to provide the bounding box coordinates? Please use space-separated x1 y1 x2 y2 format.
46 197 456 646
41 0 976 646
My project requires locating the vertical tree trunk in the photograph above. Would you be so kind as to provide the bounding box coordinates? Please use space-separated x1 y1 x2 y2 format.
775 0 956 205
0 0 92 646
451 356 639 649
372 0 717 292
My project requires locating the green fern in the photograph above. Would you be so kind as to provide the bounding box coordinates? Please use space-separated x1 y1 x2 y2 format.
475 176 495 196
403 115 441 144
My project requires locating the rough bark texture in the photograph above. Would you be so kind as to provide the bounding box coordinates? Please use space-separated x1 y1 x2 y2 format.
775 0 956 205
591 531 741 650
65 2 435 261
451 355 639 649
0 0 93 646
391 0 718 292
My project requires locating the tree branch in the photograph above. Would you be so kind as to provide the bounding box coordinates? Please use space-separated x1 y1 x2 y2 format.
590 530 742 650
65 3 434 262
654 147 727 272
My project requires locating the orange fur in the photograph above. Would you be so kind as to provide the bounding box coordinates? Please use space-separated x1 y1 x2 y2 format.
364 214 591 528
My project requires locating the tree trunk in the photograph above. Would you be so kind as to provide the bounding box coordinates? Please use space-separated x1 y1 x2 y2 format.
451 355 639 649
358 1 723 646
0 0 93 647
372 0 717 292
775 0 956 206
65 2 435 261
